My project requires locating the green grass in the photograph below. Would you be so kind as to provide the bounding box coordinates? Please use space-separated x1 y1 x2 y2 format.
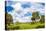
6 22 45 30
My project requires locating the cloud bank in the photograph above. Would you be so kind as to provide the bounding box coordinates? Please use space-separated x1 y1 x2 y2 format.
6 1 45 22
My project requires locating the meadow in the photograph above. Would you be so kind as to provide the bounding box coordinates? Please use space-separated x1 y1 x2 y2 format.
6 22 45 30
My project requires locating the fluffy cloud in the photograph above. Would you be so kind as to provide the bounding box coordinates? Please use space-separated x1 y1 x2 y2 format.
7 1 45 22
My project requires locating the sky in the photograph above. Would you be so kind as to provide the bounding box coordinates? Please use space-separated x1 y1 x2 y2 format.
5 0 45 3
5 1 45 22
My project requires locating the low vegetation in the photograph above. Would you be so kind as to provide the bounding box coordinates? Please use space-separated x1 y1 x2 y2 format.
6 22 45 30
5 12 45 30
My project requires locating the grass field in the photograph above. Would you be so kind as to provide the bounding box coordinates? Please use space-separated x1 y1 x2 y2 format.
6 22 45 30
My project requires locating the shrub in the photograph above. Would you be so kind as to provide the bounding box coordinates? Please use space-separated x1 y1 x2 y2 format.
15 26 20 29
36 25 45 28
31 22 35 24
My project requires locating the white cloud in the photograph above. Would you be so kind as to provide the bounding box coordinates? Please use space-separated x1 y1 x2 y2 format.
7 2 45 22
13 16 32 22
11 3 22 11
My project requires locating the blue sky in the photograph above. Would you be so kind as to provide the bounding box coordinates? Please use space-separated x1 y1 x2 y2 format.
5 1 45 22
21 2 31 9
24 12 32 16
5 6 14 12
6 1 45 15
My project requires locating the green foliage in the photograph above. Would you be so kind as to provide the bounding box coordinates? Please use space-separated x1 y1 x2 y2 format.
5 13 13 24
14 26 20 30
31 11 40 22
32 12 40 18
31 22 35 24
5 13 13 30
5 11 45 30
6 22 45 30
40 15 45 23
36 24 45 28
7 25 20 30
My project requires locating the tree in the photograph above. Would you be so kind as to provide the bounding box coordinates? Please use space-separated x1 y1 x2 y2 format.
40 15 45 23
5 13 13 30
5 13 13 24
31 11 40 22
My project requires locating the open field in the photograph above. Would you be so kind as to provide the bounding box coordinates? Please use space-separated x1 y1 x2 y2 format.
6 22 45 30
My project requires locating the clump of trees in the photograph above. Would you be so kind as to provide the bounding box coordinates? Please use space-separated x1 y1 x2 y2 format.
5 13 13 24
5 13 13 30
31 12 40 22
31 11 45 23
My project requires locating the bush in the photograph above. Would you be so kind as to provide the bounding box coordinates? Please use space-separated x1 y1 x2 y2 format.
15 26 20 29
6 24 20 30
36 25 45 28
31 22 35 24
